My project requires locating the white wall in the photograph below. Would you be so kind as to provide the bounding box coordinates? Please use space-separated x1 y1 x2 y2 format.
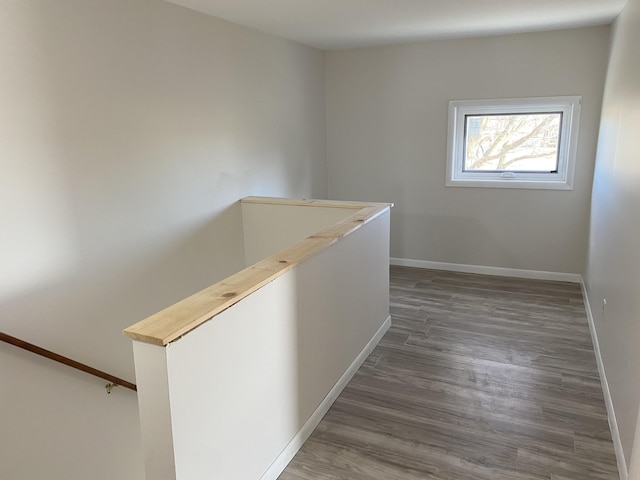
0 344 145 480
584 0 640 474
326 26 610 273
133 208 391 480
242 203 356 265
0 0 326 478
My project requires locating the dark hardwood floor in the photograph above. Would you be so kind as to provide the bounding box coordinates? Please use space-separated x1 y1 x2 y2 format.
278 266 619 480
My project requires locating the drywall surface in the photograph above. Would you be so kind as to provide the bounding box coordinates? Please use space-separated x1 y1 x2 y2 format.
132 341 177 479
0 342 145 480
242 203 356 265
0 0 326 478
326 26 610 273
133 210 391 480
630 407 640 479
584 0 640 472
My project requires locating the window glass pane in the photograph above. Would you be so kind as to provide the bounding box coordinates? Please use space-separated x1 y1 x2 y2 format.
464 113 562 172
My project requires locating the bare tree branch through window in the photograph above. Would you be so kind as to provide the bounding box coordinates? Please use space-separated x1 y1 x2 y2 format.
465 113 561 172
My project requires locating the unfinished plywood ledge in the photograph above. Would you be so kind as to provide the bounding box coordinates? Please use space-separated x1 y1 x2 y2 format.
123 197 392 346
241 196 391 210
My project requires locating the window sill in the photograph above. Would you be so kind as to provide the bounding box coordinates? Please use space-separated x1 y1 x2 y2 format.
445 178 574 190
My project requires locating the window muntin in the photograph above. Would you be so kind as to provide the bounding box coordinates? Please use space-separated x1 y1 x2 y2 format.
446 97 581 190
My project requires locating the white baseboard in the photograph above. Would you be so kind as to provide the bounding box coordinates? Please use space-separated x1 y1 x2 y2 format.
581 279 628 480
390 257 582 283
259 315 392 480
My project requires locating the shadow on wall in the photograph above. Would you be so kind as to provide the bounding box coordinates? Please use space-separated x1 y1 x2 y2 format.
1 1 255 381
0 202 245 381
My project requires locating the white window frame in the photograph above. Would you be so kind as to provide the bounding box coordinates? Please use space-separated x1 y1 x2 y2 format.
446 96 582 190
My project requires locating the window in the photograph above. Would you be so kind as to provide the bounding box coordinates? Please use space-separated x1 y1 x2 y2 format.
446 96 582 189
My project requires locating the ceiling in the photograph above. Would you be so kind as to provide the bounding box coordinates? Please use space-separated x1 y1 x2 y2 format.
165 0 626 50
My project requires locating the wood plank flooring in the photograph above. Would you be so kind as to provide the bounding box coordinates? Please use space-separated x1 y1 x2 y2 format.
278 266 618 480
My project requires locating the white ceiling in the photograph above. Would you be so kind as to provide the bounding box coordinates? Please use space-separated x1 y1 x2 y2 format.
165 0 626 50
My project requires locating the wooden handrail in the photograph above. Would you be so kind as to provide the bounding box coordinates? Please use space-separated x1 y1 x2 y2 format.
0 332 137 392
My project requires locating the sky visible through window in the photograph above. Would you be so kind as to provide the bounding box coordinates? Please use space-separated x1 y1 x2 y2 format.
464 113 562 172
